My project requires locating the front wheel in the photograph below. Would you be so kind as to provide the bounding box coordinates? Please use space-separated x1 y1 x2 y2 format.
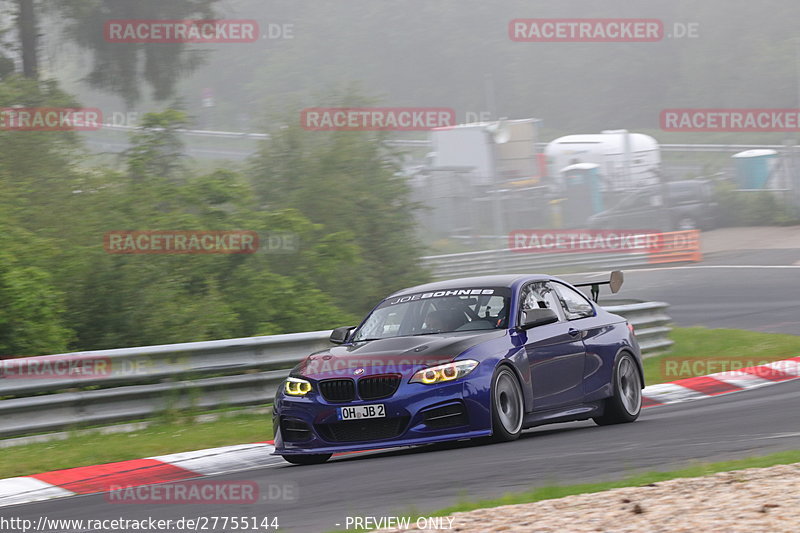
282 453 331 465
593 353 642 426
490 366 524 442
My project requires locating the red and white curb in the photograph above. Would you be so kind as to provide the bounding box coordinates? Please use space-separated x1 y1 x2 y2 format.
0 442 281 508
1 357 799 509
641 356 800 408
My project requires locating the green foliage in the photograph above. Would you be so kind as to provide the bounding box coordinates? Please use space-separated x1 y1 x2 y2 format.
125 109 190 180
714 181 798 226
57 109 367 349
643 327 800 385
1 85 424 352
0 255 73 356
249 99 429 313
0 164 85 355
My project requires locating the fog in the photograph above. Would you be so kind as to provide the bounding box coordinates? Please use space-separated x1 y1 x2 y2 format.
29 0 800 136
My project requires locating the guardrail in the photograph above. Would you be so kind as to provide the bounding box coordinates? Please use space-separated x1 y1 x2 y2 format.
422 231 702 280
422 248 650 280
605 301 674 355
97 126 800 153
0 302 671 439
97 125 800 157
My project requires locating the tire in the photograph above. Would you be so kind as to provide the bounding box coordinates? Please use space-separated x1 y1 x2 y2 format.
281 453 332 465
490 366 524 442
593 353 642 426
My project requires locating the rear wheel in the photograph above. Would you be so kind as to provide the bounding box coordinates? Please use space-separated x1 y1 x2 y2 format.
281 453 331 465
491 366 524 442
593 353 642 426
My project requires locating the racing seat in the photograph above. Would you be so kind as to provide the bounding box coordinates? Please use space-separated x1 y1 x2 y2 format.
425 309 467 332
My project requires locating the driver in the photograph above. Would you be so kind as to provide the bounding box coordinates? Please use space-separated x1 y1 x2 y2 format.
425 309 465 332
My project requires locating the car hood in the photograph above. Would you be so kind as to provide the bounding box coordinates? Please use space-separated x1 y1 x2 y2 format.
294 329 506 379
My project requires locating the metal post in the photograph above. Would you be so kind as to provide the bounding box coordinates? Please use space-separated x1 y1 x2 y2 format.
487 137 505 251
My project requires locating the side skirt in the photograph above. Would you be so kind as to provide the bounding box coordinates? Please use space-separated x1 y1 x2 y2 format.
522 402 604 429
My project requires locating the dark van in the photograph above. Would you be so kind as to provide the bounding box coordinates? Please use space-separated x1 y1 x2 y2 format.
587 180 719 232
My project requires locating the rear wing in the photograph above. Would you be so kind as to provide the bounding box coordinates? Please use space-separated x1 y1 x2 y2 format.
573 271 624 303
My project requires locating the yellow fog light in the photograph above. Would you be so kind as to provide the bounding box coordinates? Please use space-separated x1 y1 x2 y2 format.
284 377 312 396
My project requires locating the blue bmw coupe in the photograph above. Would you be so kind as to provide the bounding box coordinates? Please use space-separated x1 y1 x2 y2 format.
273 272 643 464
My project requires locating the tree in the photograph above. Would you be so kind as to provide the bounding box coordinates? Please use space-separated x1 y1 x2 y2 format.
16 0 37 78
249 96 429 314
58 109 359 349
0 221 73 356
125 109 190 181
53 0 220 105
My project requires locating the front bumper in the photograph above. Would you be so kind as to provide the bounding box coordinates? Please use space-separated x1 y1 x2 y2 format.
272 375 493 455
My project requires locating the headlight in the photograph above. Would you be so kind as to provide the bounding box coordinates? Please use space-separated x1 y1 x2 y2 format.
284 377 312 396
410 360 479 385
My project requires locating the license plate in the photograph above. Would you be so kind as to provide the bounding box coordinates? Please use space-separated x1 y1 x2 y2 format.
338 404 385 420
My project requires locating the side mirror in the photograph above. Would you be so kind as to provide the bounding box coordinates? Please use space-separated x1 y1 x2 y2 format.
518 309 559 331
329 326 355 344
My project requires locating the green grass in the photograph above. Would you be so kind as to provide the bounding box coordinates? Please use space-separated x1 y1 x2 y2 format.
0 412 273 479
327 449 800 533
643 327 800 385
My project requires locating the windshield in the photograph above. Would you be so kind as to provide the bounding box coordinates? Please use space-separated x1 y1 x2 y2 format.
351 288 511 341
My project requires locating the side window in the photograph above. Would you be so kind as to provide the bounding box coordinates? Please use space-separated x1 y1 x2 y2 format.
551 282 595 320
519 282 565 323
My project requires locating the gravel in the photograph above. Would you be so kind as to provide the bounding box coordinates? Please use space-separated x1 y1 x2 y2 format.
376 462 800 533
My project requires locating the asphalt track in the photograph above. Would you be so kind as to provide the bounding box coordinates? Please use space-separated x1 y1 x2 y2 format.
617 262 800 334
3 259 800 532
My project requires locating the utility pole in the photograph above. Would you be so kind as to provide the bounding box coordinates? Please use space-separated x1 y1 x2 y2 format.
794 40 800 214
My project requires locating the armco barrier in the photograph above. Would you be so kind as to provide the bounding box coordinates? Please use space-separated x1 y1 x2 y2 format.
422 230 702 280
604 301 674 354
0 302 671 439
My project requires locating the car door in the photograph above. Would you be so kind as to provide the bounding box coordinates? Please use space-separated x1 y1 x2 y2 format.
519 282 587 410
601 190 651 230
622 190 664 230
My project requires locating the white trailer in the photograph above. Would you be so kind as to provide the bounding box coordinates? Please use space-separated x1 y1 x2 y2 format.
545 130 660 191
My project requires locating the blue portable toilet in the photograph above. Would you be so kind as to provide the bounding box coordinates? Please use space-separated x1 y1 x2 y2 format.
731 149 778 189
560 163 604 227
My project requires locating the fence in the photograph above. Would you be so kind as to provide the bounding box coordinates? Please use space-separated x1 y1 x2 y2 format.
0 302 672 439
93 126 800 153
422 230 702 280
